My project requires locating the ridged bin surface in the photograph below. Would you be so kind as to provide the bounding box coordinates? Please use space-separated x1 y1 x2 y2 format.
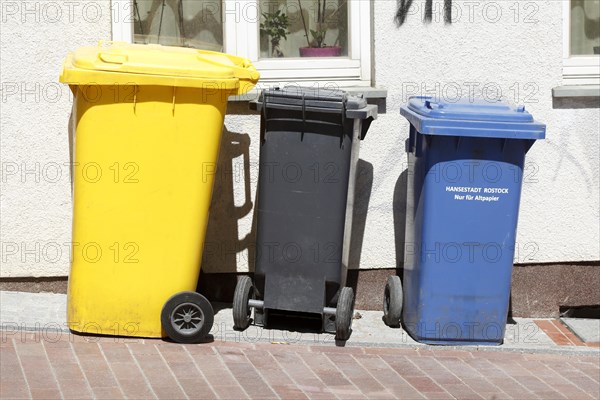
401 97 545 345
61 43 258 338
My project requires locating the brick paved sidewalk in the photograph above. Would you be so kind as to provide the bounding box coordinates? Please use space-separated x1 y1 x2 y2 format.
2 332 599 400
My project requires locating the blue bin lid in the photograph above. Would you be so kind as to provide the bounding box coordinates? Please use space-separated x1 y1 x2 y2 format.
400 96 546 139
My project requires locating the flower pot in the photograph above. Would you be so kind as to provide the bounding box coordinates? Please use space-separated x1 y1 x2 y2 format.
271 40 284 57
299 46 342 57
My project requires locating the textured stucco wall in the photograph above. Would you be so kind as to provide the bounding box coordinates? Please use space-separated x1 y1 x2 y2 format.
362 0 600 269
1 0 111 277
1 0 598 277
366 0 599 269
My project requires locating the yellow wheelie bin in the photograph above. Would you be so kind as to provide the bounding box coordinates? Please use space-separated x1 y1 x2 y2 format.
60 42 259 343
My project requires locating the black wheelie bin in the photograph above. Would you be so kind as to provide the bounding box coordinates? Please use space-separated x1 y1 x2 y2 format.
233 87 377 340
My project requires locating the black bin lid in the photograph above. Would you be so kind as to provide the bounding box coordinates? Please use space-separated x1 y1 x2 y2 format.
251 86 377 120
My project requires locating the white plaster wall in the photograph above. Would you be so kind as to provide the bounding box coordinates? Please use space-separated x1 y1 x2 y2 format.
209 0 599 273
1 0 598 277
1 0 111 277
364 0 600 267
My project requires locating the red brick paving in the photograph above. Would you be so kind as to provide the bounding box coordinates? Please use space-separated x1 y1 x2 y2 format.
534 319 600 348
1 331 599 400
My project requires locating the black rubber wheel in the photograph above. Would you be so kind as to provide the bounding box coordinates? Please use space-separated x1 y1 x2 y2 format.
335 287 354 341
233 276 253 331
161 291 214 344
383 276 403 328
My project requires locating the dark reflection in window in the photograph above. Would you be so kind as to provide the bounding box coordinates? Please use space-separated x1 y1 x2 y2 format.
133 0 223 52
570 0 600 55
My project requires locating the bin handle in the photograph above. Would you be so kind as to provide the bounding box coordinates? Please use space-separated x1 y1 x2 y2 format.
99 52 128 65
133 85 138 114
195 51 259 82
425 99 444 110
260 90 268 143
340 94 348 147
172 87 176 115
407 125 415 153
301 93 306 140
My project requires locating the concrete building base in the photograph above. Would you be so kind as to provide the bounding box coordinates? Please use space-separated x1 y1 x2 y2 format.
2 263 598 318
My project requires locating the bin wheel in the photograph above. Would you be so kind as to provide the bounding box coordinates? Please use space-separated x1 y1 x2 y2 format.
383 276 403 328
233 276 253 331
335 287 354 341
161 291 214 344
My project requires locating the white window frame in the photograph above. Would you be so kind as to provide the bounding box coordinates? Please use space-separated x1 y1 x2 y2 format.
562 0 600 85
111 0 372 87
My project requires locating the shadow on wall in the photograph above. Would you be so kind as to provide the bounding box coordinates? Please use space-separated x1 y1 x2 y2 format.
348 162 407 310
347 159 374 271
199 146 379 301
553 97 600 109
393 170 408 272
198 101 381 302
197 127 255 299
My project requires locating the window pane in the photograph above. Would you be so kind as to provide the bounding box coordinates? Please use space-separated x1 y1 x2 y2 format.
259 0 348 58
133 0 223 51
570 0 600 56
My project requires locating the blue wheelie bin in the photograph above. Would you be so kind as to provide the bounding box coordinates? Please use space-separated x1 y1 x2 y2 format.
383 96 546 345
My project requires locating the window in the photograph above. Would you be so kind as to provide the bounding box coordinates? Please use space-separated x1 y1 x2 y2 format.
131 0 224 51
111 0 372 86
563 0 600 85
258 0 348 58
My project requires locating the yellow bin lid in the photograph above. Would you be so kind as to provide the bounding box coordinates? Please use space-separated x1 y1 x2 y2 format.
60 42 259 95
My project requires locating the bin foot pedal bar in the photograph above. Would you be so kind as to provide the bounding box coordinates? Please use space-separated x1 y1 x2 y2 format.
248 299 264 309
323 307 336 316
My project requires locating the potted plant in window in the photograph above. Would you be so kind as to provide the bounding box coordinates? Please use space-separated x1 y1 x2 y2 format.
260 10 290 58
298 0 342 57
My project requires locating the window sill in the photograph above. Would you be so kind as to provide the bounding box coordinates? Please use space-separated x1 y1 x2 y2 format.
552 85 600 98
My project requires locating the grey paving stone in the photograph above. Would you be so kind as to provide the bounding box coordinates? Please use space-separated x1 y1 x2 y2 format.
0 291 68 332
0 291 596 355
561 318 600 343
